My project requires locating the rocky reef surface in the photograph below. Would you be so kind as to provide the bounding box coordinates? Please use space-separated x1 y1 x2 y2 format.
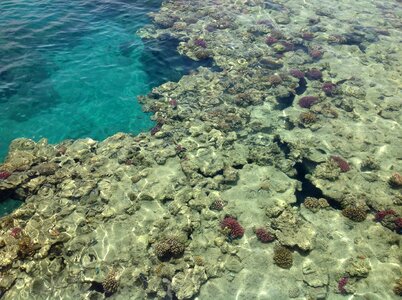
0 0 401 299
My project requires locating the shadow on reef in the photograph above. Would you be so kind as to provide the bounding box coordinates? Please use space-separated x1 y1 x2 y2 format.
293 160 342 210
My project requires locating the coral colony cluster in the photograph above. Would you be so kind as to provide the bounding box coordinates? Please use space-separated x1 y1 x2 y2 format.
0 171 11 180
220 216 244 239
254 227 275 243
330 156 351 172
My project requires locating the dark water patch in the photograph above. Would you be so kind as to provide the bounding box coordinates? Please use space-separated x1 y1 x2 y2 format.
295 78 307 95
140 36 214 86
275 93 295 110
293 160 342 210
0 197 24 217
273 135 291 158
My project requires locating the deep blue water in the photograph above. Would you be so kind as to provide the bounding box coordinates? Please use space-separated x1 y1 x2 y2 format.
0 0 205 161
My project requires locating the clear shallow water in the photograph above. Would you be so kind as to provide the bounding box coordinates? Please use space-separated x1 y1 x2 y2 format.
0 0 204 161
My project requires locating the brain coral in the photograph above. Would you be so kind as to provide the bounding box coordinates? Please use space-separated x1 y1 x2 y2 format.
154 236 185 260
273 245 293 269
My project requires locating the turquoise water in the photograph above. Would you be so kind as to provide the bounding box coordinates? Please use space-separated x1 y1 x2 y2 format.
0 0 204 161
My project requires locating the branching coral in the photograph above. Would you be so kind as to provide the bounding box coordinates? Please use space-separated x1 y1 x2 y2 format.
220 216 244 240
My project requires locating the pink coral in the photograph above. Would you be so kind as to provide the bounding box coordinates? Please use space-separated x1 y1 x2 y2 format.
0 171 11 180
338 276 349 294
298 96 318 108
305 68 322 80
330 156 350 172
375 209 396 222
255 228 275 243
265 35 278 45
322 82 337 96
290 69 305 79
220 217 244 239
10 227 22 238
309 48 323 59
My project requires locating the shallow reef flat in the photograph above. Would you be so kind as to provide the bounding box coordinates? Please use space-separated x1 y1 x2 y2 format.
0 0 401 299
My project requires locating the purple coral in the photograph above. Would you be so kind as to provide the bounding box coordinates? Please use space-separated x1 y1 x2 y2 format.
220 217 244 239
255 228 275 243
375 209 396 222
0 171 11 180
322 82 337 96
290 69 305 79
330 155 350 172
265 35 278 45
309 48 323 59
338 276 349 294
305 68 323 80
298 96 319 108
194 38 207 48
150 123 162 135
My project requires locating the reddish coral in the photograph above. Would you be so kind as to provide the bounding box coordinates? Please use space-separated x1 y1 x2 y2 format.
281 41 294 52
220 217 244 239
375 209 396 222
169 98 177 109
330 156 350 172
301 32 314 41
338 276 349 294
305 68 323 80
298 96 318 108
10 227 22 238
150 123 162 135
0 171 11 180
309 48 323 59
322 82 337 96
255 228 275 243
194 38 207 48
290 69 305 79
265 35 278 45
389 172 402 188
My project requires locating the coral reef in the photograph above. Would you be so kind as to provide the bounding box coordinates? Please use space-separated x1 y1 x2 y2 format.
337 276 349 294
303 197 330 212
273 245 293 269
389 172 402 188
154 236 186 260
0 0 401 298
254 227 275 243
342 206 367 222
17 235 38 259
330 156 350 172
394 276 402 296
305 68 323 80
220 217 244 240
102 270 119 295
298 96 319 108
